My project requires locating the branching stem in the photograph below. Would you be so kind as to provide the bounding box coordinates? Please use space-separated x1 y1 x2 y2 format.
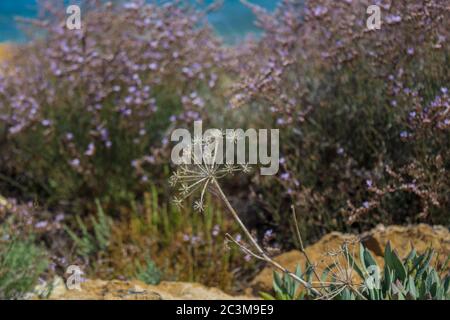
212 178 322 297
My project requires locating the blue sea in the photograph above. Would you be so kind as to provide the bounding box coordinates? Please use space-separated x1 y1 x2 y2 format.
0 0 279 43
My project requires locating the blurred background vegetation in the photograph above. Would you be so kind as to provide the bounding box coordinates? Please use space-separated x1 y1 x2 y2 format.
0 0 448 298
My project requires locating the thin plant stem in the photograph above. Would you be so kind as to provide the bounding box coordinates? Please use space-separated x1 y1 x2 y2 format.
291 205 322 284
212 178 322 297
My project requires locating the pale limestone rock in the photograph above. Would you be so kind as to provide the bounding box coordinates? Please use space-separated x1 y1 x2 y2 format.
250 224 449 294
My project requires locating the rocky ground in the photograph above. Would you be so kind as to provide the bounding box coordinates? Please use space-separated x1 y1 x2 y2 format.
250 224 449 294
37 279 251 300
0 43 11 61
32 224 449 300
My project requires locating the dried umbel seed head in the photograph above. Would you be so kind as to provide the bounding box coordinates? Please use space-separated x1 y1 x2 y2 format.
170 133 252 212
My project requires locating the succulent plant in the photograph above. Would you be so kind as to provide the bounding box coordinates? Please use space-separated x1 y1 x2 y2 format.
264 242 449 300
353 242 450 300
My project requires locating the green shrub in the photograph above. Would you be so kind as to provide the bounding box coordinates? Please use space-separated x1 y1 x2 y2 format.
0 235 48 299
136 257 162 285
64 186 252 292
65 199 112 258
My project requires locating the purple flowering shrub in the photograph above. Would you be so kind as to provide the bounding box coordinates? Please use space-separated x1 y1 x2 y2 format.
233 0 449 241
347 90 450 223
0 194 72 275
0 1 227 209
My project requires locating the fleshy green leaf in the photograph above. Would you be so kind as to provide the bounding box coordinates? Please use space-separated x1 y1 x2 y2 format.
384 242 407 281
260 292 276 300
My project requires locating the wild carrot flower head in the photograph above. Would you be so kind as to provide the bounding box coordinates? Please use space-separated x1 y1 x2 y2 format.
169 131 251 212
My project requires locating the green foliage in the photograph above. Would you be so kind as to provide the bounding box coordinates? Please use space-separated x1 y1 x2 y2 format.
260 265 316 300
263 242 449 300
135 257 162 285
65 199 112 257
0 235 48 299
62 186 248 291
354 242 450 300
107 188 246 289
